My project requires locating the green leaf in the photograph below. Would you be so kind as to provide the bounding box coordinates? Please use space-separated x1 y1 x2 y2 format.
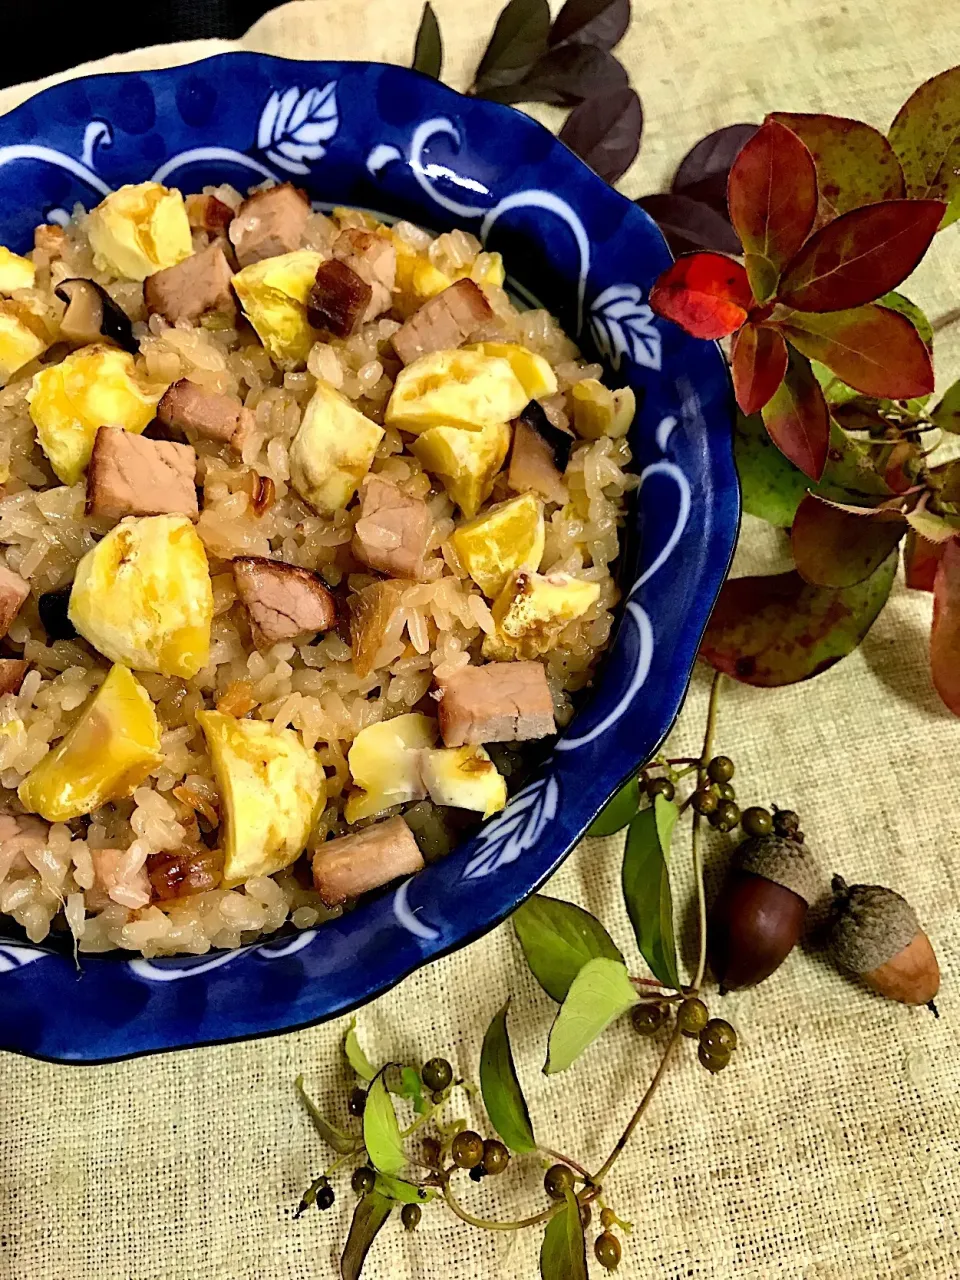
544 957 638 1075
295 1075 355 1155
622 796 682 990
539 1189 588 1280
374 1173 436 1204
474 0 551 96
412 2 443 79
932 379 960 434
587 774 641 835
399 1066 428 1116
480 1000 537 1153
734 410 810 527
362 1072 406 1176
513 892 624 1001
344 1017 376 1082
889 66 960 229
341 1191 392 1280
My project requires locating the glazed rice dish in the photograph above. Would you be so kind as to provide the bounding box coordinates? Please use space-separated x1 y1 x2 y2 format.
0 180 637 956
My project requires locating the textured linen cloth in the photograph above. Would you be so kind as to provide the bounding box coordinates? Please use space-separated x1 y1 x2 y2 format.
2 3 960 1277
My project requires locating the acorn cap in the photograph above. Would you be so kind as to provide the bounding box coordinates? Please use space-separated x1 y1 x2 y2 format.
736 834 821 907
828 879 920 975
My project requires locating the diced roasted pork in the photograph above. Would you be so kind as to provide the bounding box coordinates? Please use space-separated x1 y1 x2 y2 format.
232 556 337 649
437 660 556 746
349 579 408 678
352 476 433 580
147 845 223 901
311 815 424 908
307 258 373 339
507 401 574 504
0 658 29 695
228 183 311 267
85 427 199 521
332 228 397 320
0 564 29 639
185 193 234 235
156 378 253 453
144 240 235 324
391 278 494 366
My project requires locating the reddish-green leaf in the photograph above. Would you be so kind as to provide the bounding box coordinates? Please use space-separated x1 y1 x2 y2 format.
341 1192 393 1280
776 199 944 311
929 459 960 505
727 119 817 303
699 553 898 687
883 440 923 495
672 123 759 214
732 323 788 415
889 66 960 230
931 537 960 714
635 193 742 257
549 0 630 50
559 87 642 183
776 304 934 400
904 530 947 592
649 252 752 340
791 493 907 587
769 112 905 228
760 349 829 480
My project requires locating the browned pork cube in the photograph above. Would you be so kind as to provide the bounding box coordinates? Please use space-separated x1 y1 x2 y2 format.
437 661 555 747
185 193 234 235
147 846 223 901
144 241 235 324
391 278 493 365
229 183 311 267
312 815 424 908
157 379 253 453
0 565 29 639
307 258 373 338
333 228 397 319
352 476 433 580
0 658 29 695
85 427 199 521
232 556 337 649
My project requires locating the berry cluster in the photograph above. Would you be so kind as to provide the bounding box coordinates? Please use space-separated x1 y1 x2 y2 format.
632 996 739 1074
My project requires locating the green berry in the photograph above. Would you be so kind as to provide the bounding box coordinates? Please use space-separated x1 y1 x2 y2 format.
317 1184 335 1210
773 808 800 836
707 755 735 783
631 1001 669 1037
677 997 709 1037
349 1087 366 1117
595 1231 622 1271
544 1164 576 1200
600 1207 616 1230
710 800 740 833
698 1044 731 1074
580 1202 593 1229
482 1139 509 1175
451 1130 484 1169
741 806 773 837
717 781 736 801
421 1137 441 1168
700 1018 738 1055
421 1057 453 1093
401 1203 422 1231
351 1166 375 1196
692 786 718 815
645 776 675 801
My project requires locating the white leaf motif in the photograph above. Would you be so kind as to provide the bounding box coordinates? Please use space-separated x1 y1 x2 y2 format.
462 775 560 880
590 284 662 371
0 944 49 973
259 83 339 176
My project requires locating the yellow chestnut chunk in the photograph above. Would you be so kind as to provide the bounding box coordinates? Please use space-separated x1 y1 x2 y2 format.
385 349 527 433
197 710 326 886
485 570 602 659
465 342 557 400
0 304 48 386
69 514 213 679
289 380 384 514
87 182 192 281
18 664 161 822
452 492 545 598
344 712 437 824
571 379 636 440
420 744 507 818
27 345 165 485
232 249 323 367
411 420 511 518
0 247 36 294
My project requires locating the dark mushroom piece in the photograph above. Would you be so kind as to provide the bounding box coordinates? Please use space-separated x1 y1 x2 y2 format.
54 279 137 354
38 587 76 641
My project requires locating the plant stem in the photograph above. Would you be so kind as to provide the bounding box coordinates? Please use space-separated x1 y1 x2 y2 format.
400 1091 447 1139
591 1024 682 1185
690 668 723 991
700 669 724 769
441 1181 560 1232
539 1147 592 1180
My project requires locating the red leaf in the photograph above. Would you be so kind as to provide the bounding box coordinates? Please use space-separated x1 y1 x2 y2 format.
776 199 945 311
931 537 960 714
699 555 897 687
904 530 946 591
791 492 906 587
760 350 829 480
648 252 753 340
727 120 818 303
731 324 788 414
776 304 934 400
883 440 922 494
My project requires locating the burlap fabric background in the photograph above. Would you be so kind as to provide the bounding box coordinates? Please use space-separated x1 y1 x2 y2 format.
2 2 960 1276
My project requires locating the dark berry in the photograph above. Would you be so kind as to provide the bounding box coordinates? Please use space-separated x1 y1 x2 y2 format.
422 1057 453 1093
351 1166 375 1196
38 588 76 642
692 786 718 815
482 1139 509 1175
645 777 675 801
451 1130 484 1169
677 997 709 1037
349 1087 367 1117
700 1018 737 1055
717 782 736 802
631 1001 669 1037
773 808 800 836
580 1203 593 1229
469 1164 486 1182
317 1184 335 1210
707 756 735 783
595 1231 622 1271
711 801 740 833
421 1137 441 1168
600 1208 616 1230
544 1164 576 1200
401 1203 422 1231
698 1044 731 1073
741 806 773 837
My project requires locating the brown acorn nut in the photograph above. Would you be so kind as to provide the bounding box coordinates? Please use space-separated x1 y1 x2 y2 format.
709 835 821 992
827 877 940 1010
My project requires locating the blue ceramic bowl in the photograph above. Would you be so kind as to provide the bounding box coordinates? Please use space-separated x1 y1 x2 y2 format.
0 54 737 1063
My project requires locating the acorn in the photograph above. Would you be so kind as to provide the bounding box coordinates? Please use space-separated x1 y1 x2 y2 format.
709 834 821 991
827 877 940 1011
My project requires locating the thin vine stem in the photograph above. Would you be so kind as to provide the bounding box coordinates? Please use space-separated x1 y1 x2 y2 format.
690 669 724 991
591 1023 683 1185
539 1147 592 1180
441 1181 561 1232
